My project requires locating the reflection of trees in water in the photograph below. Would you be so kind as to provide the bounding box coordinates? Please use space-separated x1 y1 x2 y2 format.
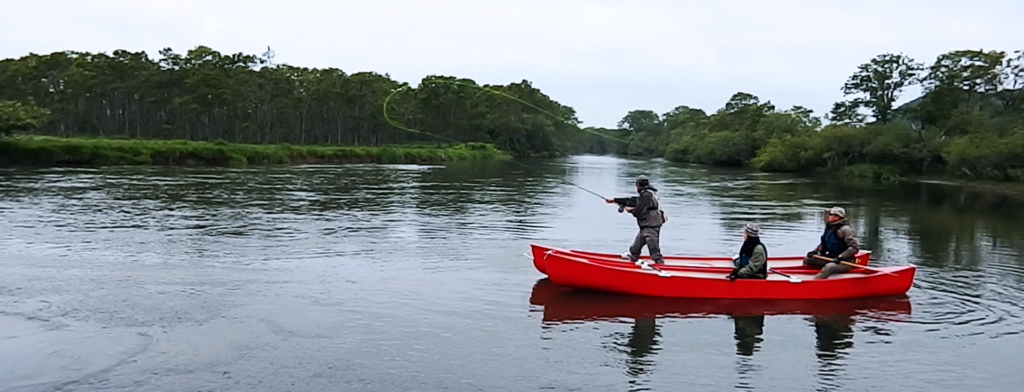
409 158 569 215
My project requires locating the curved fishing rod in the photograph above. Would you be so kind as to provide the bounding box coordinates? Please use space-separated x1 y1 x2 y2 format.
381 78 625 200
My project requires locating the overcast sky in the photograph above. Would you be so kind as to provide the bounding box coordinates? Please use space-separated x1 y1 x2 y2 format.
3 0 1021 127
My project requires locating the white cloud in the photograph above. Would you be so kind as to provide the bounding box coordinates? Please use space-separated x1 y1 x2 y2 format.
2 0 1021 127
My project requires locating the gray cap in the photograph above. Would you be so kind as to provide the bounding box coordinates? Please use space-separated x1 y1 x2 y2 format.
635 175 650 187
826 206 846 218
744 223 760 237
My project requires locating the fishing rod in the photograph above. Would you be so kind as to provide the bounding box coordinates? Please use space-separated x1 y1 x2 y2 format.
381 79 623 201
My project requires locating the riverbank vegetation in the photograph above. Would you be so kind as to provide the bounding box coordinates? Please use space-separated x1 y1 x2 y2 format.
2 46 1023 180
0 136 505 166
0 46 581 157
591 49 1024 181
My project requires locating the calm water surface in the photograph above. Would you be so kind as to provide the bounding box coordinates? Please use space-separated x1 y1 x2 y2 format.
1 156 1022 391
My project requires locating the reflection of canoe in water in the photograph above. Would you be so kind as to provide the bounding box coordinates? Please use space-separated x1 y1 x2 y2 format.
529 243 873 275
529 279 912 322
538 248 916 299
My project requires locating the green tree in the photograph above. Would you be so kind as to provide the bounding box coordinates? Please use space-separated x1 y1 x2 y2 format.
827 100 867 126
997 50 1024 110
841 53 923 124
924 49 1006 94
0 46 585 154
617 110 661 133
0 100 49 136
661 105 706 132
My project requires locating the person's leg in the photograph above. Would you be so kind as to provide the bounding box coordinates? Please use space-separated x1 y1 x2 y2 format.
814 263 853 279
644 227 664 264
629 229 646 262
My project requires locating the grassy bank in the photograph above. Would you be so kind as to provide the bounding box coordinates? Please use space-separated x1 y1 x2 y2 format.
0 136 508 167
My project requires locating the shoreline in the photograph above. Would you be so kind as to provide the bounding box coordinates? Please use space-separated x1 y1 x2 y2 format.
0 136 509 167
909 176 1024 198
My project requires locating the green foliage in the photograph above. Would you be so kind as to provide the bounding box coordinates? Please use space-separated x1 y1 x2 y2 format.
750 134 825 172
650 48 1024 183
0 136 507 167
666 93 816 166
617 110 661 133
662 106 707 132
827 100 867 126
925 49 1006 94
841 53 923 124
578 127 624 155
942 129 1024 180
0 47 583 155
0 100 49 136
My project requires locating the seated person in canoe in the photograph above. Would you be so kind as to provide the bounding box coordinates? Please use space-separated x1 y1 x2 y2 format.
804 206 861 279
727 223 768 280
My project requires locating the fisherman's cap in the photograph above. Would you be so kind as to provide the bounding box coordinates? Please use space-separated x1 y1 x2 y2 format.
635 175 650 187
826 206 846 218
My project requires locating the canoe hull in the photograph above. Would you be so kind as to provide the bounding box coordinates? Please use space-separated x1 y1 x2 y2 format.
529 279 913 321
544 250 915 299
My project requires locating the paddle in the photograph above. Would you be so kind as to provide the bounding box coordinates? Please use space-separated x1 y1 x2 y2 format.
811 255 899 276
768 268 802 283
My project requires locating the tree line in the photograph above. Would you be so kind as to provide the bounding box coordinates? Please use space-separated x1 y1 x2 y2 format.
0 46 582 154
594 49 1024 181
4 46 1024 180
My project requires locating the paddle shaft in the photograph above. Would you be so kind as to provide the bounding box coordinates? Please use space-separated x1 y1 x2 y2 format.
811 255 898 276
768 268 801 283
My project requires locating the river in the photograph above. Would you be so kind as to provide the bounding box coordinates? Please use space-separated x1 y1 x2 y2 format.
1 155 1022 391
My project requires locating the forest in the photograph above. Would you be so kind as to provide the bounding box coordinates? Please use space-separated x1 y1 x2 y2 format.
0 46 582 156
596 49 1024 181
2 47 1023 181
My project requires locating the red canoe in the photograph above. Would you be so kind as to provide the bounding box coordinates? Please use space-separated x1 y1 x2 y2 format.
540 248 916 299
529 243 873 275
529 279 912 322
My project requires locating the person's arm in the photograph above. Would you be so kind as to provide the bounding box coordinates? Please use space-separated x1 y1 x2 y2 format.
630 191 653 218
605 197 637 206
837 226 860 261
616 197 637 206
738 245 767 278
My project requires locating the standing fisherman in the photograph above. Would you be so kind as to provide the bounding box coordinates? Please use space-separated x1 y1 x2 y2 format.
605 175 666 265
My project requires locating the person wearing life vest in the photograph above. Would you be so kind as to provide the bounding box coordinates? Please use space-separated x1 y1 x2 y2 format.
727 223 768 280
804 206 860 279
605 175 665 264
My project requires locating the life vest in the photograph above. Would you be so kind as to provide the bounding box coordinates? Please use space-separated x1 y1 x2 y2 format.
738 243 768 276
643 189 659 211
820 225 848 257
635 189 665 227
